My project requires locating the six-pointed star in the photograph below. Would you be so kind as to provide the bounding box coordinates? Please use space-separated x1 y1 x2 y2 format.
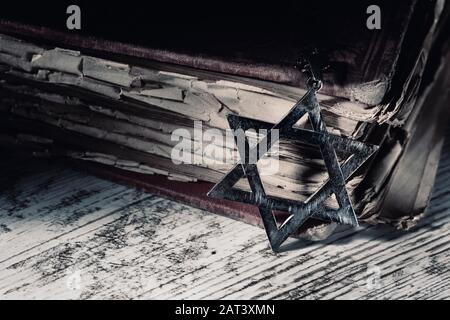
207 89 379 251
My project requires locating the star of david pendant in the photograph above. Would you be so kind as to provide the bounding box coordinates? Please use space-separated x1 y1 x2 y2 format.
207 60 379 252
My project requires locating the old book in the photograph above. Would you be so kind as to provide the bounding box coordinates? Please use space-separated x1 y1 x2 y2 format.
0 0 448 239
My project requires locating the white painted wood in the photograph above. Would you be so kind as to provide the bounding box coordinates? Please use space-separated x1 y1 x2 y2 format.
0 127 449 300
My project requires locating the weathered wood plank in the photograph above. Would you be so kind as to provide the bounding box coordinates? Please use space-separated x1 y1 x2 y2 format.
0 125 449 299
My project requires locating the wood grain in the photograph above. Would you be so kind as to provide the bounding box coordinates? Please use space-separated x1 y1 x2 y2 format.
0 124 449 300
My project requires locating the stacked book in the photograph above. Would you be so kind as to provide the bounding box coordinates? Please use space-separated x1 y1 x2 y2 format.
0 0 448 236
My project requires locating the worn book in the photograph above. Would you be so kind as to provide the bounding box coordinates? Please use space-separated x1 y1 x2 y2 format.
0 0 449 239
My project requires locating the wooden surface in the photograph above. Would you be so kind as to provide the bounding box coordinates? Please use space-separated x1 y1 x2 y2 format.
0 126 449 300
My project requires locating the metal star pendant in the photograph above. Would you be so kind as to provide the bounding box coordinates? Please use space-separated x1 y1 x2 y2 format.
207 88 379 251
